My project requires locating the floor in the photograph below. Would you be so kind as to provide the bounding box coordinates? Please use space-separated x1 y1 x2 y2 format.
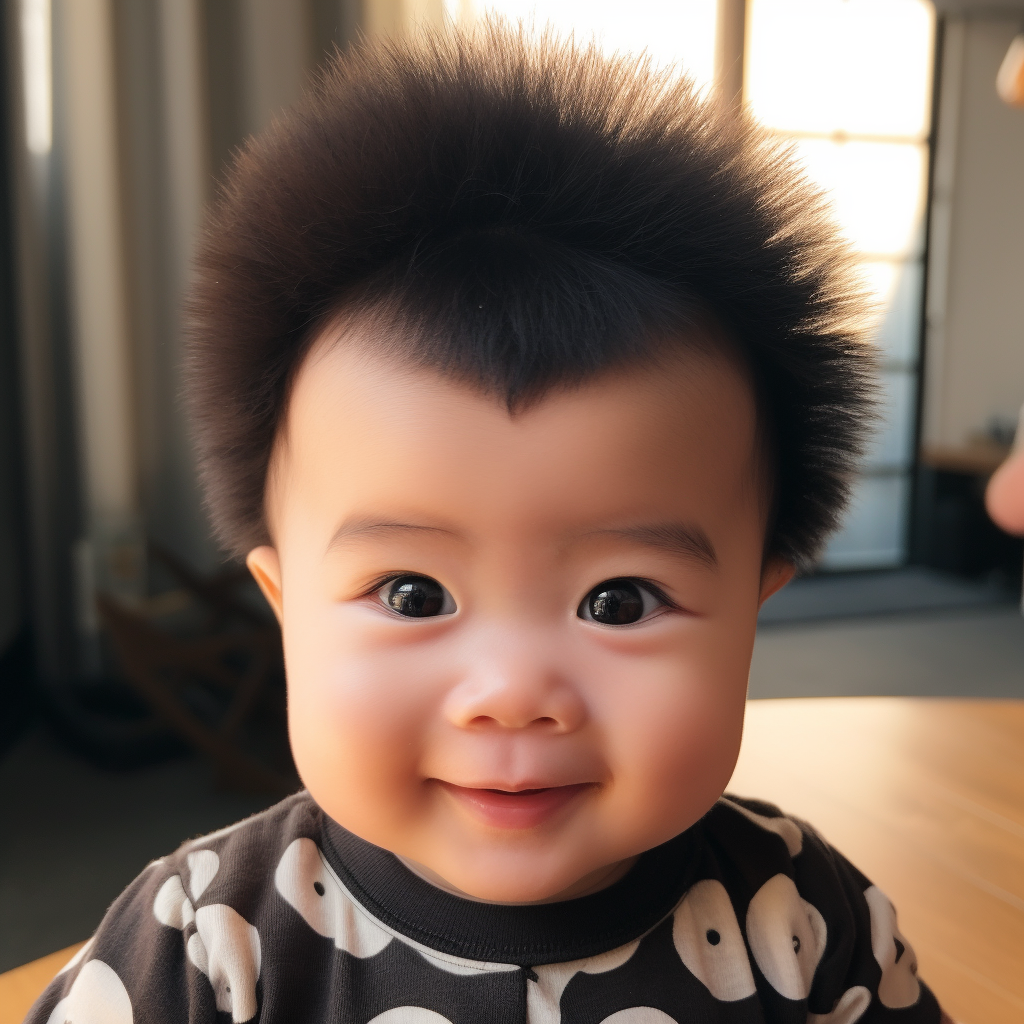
751 607 1024 698
0 732 274 971
2 569 1023 973
758 564 1015 624
751 566 1024 697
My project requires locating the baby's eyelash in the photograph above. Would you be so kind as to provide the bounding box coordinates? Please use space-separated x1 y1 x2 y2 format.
359 572 410 599
629 577 679 609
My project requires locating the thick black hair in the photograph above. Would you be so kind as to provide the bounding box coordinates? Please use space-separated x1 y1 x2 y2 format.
187 21 876 568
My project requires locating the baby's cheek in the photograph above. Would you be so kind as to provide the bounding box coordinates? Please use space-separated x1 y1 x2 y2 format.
602 648 746 837
284 620 434 828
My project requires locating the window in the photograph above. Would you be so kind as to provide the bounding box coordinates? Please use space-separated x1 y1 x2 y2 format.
447 0 719 91
450 0 935 569
747 0 935 568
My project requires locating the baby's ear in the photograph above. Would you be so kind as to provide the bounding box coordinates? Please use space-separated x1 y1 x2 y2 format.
757 557 795 608
246 546 284 624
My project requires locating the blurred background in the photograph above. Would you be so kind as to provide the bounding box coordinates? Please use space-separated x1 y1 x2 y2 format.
1 0 1023 971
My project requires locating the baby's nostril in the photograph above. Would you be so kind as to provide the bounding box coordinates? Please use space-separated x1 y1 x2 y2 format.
792 935 801 954
313 881 325 896
706 929 721 945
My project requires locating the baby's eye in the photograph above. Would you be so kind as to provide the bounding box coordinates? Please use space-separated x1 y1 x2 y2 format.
577 578 668 626
377 575 456 617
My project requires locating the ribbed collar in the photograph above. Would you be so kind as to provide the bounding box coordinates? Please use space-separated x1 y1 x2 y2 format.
319 814 702 967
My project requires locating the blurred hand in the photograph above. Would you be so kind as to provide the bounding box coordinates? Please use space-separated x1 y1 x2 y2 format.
986 447 1024 536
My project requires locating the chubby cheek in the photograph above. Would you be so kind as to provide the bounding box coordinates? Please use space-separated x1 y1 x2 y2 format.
595 620 752 848
283 602 443 840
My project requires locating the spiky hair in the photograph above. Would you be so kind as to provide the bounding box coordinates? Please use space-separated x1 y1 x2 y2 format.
187 21 875 567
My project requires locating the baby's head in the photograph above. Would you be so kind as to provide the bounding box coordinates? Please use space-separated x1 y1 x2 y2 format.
188 25 874 903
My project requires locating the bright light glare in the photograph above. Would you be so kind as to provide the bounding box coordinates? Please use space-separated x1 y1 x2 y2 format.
21 0 51 155
794 138 927 259
747 0 934 138
859 260 922 364
454 0 718 93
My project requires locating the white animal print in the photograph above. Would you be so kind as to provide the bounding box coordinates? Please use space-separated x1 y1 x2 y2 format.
275 837 392 957
275 838 518 980
598 1008 678 1024
153 874 195 929
365 1011 455 1024
55 939 94 978
187 850 220 900
720 799 804 858
153 872 261 1022
745 874 827 1001
529 940 641 1024
808 985 871 1023
864 886 920 1008
672 879 756 1001
45 960 132 1024
187 904 262 1023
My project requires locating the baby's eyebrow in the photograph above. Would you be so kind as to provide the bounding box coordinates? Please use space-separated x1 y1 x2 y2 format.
591 522 718 569
327 517 459 552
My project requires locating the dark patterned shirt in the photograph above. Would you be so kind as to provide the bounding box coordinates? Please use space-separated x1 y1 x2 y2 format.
26 790 942 1024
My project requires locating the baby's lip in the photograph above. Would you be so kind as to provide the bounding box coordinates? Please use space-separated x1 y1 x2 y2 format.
435 780 593 830
440 778 586 792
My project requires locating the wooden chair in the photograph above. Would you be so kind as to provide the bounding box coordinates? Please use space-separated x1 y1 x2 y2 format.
95 546 296 797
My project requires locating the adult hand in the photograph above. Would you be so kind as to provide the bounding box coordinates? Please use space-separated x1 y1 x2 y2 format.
985 408 1024 536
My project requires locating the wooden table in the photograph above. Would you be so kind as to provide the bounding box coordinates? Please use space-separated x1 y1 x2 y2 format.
729 699 1024 1024
2 698 1021 1024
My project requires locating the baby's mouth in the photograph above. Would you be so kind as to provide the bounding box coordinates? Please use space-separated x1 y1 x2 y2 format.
436 781 592 830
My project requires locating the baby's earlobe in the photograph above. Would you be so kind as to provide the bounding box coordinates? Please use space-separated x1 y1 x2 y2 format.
246 546 284 623
757 558 795 608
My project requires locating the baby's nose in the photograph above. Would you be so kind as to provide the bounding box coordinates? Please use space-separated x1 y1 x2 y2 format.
441 651 586 733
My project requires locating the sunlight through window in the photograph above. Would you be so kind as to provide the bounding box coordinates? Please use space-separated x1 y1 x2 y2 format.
448 0 718 93
748 0 935 569
747 0 933 139
792 138 928 259
448 0 935 570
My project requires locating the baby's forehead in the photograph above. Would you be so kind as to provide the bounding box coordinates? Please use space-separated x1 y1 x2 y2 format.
289 321 759 442
273 332 767 541
304 308 751 394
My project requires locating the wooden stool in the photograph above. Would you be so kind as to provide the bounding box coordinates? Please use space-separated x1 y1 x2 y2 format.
95 544 297 796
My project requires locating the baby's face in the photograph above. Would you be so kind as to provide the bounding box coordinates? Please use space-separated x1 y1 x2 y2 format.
251 333 791 903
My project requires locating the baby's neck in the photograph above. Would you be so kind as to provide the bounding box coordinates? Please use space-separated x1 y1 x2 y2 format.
395 854 639 905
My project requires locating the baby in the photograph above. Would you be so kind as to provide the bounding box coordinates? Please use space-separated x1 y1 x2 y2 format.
28 24 951 1024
